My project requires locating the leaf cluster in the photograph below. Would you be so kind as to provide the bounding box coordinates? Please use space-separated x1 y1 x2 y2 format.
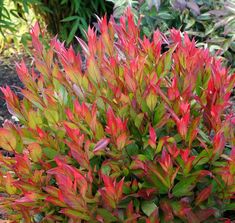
0 10 234 222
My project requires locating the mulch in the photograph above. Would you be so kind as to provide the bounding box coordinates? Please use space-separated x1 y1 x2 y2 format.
0 58 25 126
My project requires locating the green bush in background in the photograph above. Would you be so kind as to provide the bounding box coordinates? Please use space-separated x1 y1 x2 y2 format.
108 0 235 68
32 0 113 44
0 0 113 53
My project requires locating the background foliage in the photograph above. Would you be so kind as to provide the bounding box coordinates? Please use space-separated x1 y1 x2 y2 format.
108 0 235 68
32 0 113 44
0 0 37 55
1 0 235 67
0 0 114 52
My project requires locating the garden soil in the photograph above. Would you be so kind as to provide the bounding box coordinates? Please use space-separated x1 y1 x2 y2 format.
0 62 23 126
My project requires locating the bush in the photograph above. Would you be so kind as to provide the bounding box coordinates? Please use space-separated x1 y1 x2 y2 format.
0 9 235 222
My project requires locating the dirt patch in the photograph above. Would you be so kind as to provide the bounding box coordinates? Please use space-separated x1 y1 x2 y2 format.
0 57 26 126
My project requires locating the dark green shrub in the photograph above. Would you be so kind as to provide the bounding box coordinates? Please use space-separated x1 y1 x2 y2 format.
33 0 113 44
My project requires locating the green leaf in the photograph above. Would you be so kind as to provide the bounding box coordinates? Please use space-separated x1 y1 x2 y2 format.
158 12 175 20
141 100 149 113
224 203 235 211
198 130 211 145
143 146 154 160
146 91 157 111
164 44 177 71
172 176 196 197
60 208 90 221
67 19 80 44
185 19 195 30
197 13 211 21
61 0 68 5
193 149 211 166
153 103 165 125
22 0 29 13
28 110 43 129
96 209 118 222
125 143 139 157
44 109 59 125
195 72 202 95
143 26 151 37
135 113 144 128
0 129 17 152
61 16 79 22
101 165 111 176
43 147 58 159
141 200 157 216
87 56 101 85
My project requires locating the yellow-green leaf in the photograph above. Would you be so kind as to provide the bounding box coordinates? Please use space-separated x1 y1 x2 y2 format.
146 92 157 112
44 109 59 125
0 129 17 151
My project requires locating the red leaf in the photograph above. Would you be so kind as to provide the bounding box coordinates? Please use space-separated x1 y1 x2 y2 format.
159 150 172 173
99 174 124 209
213 132 225 156
127 201 134 218
124 71 136 92
168 77 180 100
30 22 43 54
106 107 117 136
116 133 128 150
46 196 67 207
195 208 215 222
148 125 156 148
59 208 90 221
177 112 190 139
160 200 174 222
116 177 124 201
180 101 190 115
65 108 74 121
195 185 212 205
43 186 60 198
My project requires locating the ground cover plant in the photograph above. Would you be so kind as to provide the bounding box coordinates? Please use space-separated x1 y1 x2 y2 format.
0 9 235 222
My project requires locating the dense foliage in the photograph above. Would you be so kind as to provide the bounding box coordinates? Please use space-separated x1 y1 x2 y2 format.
0 10 235 222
